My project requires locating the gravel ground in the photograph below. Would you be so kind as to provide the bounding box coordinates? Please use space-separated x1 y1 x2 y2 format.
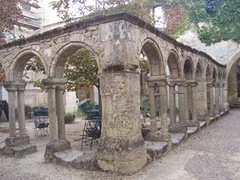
1 110 240 180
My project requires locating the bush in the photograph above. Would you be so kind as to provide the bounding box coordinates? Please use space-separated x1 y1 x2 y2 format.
64 113 75 124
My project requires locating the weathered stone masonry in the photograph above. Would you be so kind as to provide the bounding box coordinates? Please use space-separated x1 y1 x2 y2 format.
0 11 227 174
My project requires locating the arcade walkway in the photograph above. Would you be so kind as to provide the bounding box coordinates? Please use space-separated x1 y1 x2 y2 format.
0 110 240 179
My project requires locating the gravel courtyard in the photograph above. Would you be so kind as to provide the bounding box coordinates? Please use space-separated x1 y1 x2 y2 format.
0 109 240 180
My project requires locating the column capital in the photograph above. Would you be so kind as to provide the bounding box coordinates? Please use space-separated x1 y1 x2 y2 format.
42 78 67 89
170 78 186 86
187 80 198 87
207 82 213 87
146 75 166 87
3 81 26 91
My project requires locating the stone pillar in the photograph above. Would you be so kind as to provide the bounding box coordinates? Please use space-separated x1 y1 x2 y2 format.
219 83 225 113
214 83 220 117
169 83 176 124
17 83 27 136
159 80 170 141
97 64 147 175
196 79 209 122
184 83 189 120
147 83 157 133
42 79 58 142
208 83 215 118
168 79 187 133
56 85 66 140
4 82 17 137
190 81 198 121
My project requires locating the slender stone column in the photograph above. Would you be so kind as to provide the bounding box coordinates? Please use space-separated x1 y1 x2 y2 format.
56 85 66 140
215 83 220 116
147 84 157 133
17 83 26 136
159 80 170 139
208 83 215 117
169 83 176 124
184 83 189 120
169 79 187 133
219 83 225 113
4 82 17 137
190 81 198 121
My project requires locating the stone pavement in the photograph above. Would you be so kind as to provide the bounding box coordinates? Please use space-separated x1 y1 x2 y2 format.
0 110 240 179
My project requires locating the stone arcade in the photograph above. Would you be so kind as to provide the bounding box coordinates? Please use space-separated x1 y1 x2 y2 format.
0 12 228 174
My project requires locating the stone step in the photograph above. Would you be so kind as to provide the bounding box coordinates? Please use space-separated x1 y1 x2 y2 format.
3 144 37 157
170 133 186 147
54 149 83 163
145 141 168 158
187 127 198 136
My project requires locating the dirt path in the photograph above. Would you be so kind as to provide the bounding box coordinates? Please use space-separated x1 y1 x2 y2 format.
1 110 240 180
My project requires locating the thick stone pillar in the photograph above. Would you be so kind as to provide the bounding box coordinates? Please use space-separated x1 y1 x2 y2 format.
169 83 176 124
56 84 66 140
215 83 220 116
17 83 27 136
208 83 215 118
97 64 147 175
196 79 209 122
4 82 17 137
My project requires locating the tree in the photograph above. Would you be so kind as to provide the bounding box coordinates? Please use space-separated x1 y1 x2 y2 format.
0 0 22 44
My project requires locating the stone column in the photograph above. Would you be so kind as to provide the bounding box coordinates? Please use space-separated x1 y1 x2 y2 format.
56 85 66 140
169 83 176 124
17 83 27 136
169 79 187 133
190 81 198 121
184 83 189 120
219 83 225 113
147 83 157 133
214 83 220 117
97 64 147 175
3 82 17 137
42 79 58 142
159 80 170 141
208 83 215 118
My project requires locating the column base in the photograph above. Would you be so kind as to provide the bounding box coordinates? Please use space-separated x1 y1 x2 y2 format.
97 138 147 175
145 131 171 142
168 123 187 133
186 120 200 128
45 140 71 163
3 135 36 157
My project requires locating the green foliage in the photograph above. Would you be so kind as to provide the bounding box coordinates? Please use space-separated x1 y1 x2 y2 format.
183 0 240 45
64 48 99 91
64 113 75 124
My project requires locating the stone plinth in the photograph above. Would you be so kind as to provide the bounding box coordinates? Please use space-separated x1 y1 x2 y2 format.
97 139 147 175
3 135 36 157
168 123 187 133
44 140 71 163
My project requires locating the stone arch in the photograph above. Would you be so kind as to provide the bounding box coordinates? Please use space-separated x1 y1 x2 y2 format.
167 49 180 79
195 61 204 80
50 42 99 78
226 51 240 105
140 38 164 76
9 49 47 81
183 58 194 80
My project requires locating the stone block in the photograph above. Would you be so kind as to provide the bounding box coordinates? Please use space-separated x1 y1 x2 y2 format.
5 135 30 146
3 144 37 157
145 141 168 158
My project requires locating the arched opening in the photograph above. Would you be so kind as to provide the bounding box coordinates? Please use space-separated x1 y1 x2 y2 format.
183 58 193 120
139 39 169 141
227 52 240 106
49 42 101 149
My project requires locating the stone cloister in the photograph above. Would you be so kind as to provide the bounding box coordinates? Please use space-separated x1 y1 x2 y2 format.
0 12 229 174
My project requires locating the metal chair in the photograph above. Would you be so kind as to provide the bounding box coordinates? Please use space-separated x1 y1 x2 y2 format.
34 116 49 137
